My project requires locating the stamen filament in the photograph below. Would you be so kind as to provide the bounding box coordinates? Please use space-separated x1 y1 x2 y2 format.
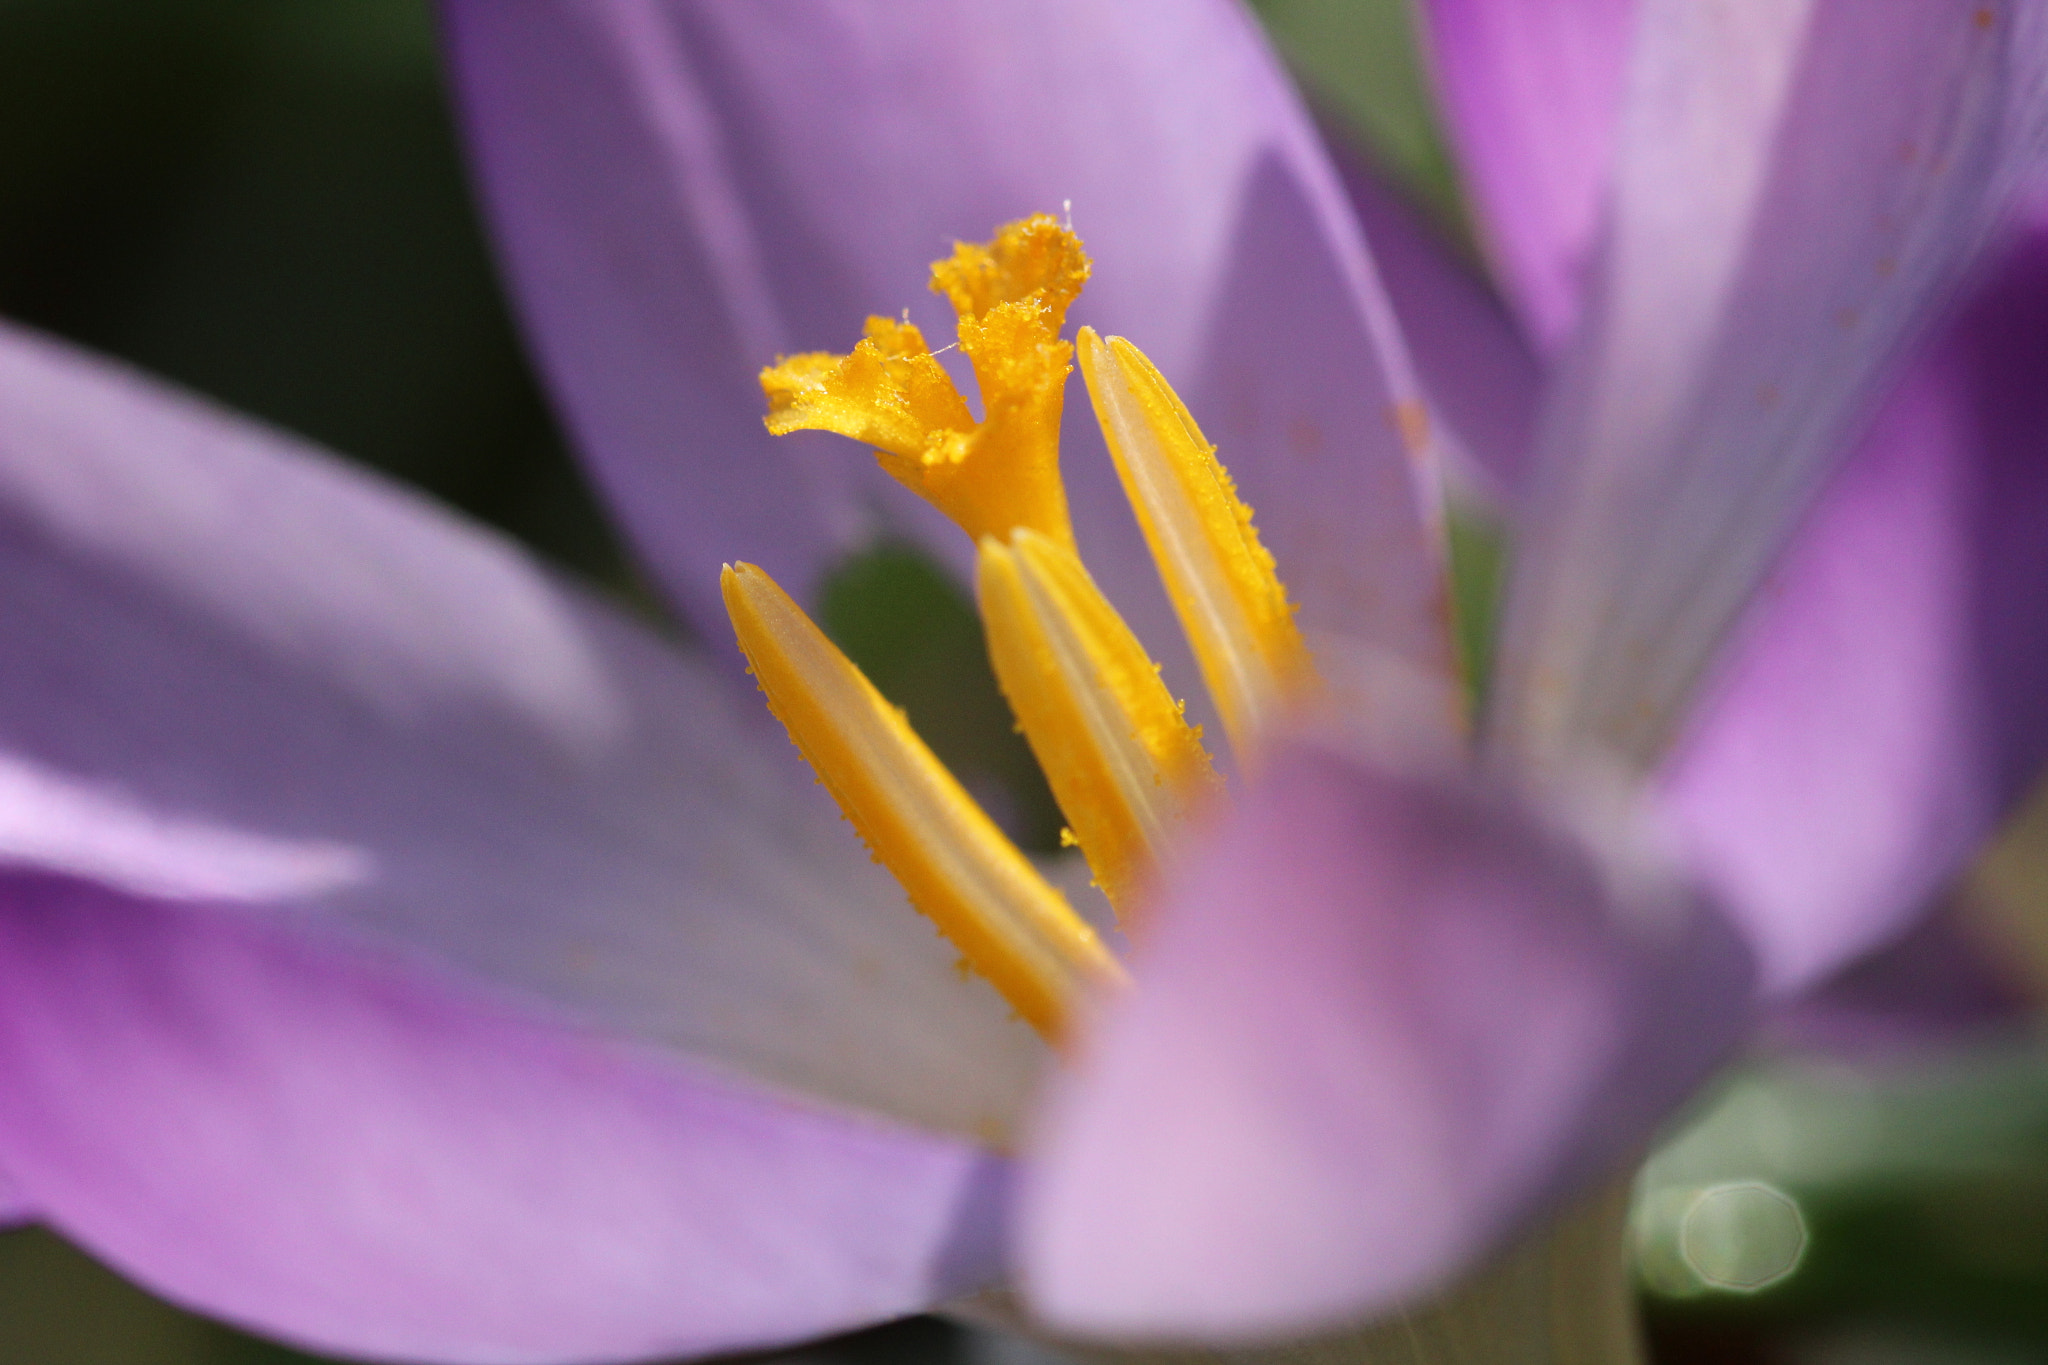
722 562 1124 1039
976 529 1220 921
1077 328 1315 761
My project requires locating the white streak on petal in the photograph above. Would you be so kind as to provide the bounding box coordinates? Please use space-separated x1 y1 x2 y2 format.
0 755 372 903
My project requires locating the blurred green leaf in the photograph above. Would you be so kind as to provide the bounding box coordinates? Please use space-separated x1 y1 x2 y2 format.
1640 1044 2048 1356
1244 0 1467 232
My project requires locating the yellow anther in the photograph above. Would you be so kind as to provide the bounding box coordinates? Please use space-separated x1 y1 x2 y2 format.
722 562 1124 1039
977 529 1221 923
761 216 1089 550
1077 327 1315 761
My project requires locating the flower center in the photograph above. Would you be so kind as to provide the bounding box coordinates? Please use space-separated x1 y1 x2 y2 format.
729 215 1313 1037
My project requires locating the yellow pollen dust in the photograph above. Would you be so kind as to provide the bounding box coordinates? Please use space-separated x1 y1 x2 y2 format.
722 561 1124 1040
1077 328 1314 762
762 214 1088 549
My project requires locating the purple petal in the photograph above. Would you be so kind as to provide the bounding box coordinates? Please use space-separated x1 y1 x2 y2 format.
1415 0 1636 349
0 874 1005 1364
1762 897 2033 1057
1332 139 1544 492
443 0 1456 696
1018 745 1751 1338
0 1162 28 1227
0 320 1043 1351
1661 213 2048 995
1495 1 2048 774
0 318 1042 1138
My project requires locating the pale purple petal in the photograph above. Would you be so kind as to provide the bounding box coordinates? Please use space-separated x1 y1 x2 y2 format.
0 318 1039 1351
1415 0 1635 349
0 318 1043 1138
1495 1 2048 775
443 0 1456 698
1332 141 1544 492
1019 746 1751 1338
1661 216 2048 995
0 874 1005 1364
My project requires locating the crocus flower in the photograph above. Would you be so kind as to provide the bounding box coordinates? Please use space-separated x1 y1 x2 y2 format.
0 4 2042 1365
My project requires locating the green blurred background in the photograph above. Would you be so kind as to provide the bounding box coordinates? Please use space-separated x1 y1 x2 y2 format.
0 1 2045 1362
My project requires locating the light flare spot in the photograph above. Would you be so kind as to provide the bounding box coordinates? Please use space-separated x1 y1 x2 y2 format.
1679 1183 1808 1293
1637 1181 1809 1297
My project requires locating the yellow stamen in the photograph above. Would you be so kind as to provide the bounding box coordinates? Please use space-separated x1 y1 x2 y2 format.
1077 327 1315 761
745 215 1311 1021
722 561 1123 1039
761 214 1088 549
976 529 1220 922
